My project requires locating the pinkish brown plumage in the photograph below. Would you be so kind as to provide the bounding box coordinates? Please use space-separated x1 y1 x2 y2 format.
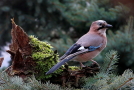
46 20 112 75
74 20 108 63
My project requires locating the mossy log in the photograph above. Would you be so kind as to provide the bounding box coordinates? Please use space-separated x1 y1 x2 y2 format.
2 19 100 88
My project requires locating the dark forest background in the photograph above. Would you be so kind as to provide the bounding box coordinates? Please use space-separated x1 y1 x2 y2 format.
0 0 134 74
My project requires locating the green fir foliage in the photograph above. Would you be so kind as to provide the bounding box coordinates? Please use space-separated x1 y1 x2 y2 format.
0 50 134 90
83 50 134 90
47 0 129 30
100 50 118 74
29 35 62 80
106 16 134 56
0 71 74 90
0 0 132 46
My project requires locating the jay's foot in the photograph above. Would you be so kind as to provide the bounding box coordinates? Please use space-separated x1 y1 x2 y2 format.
79 62 85 69
91 59 100 67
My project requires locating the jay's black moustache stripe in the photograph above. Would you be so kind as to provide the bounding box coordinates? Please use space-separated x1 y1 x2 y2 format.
97 26 105 30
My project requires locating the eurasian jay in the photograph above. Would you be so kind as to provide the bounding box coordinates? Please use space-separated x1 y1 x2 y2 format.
46 20 112 75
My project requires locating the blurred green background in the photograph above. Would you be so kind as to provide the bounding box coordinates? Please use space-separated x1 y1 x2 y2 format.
0 0 134 74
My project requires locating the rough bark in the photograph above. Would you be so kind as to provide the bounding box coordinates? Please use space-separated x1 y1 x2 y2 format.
6 19 35 77
0 57 4 67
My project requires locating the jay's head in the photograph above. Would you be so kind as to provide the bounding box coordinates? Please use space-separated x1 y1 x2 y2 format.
90 20 112 33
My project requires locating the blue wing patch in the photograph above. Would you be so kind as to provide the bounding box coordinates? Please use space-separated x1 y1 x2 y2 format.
88 43 102 51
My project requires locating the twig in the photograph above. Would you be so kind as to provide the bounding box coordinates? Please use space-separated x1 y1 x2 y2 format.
115 77 133 90
105 54 114 73
2 66 12 73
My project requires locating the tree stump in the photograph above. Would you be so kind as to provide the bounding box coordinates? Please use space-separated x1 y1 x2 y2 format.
2 19 100 88
5 19 35 78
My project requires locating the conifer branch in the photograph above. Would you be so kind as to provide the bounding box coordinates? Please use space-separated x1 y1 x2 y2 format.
101 50 118 74
115 77 133 90
105 55 114 73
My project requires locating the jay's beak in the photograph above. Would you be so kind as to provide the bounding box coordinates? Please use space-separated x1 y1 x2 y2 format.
104 24 113 28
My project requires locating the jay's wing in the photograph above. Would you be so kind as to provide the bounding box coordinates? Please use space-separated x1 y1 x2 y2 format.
46 43 102 75
60 43 81 60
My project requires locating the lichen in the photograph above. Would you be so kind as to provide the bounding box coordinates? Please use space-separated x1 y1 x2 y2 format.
29 35 62 80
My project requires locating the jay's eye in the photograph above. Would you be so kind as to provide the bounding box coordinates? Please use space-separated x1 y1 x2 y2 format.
99 23 102 26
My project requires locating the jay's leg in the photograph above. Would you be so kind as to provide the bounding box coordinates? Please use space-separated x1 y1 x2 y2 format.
79 62 85 69
91 59 99 66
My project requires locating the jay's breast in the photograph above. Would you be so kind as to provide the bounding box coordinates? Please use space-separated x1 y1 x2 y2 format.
73 50 100 62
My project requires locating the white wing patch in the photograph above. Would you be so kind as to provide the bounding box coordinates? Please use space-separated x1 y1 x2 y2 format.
78 46 85 50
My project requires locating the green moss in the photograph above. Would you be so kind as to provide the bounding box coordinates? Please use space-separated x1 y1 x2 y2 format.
68 66 80 70
29 35 62 80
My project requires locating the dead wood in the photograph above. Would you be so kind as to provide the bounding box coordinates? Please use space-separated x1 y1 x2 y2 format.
0 57 4 67
5 19 35 77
